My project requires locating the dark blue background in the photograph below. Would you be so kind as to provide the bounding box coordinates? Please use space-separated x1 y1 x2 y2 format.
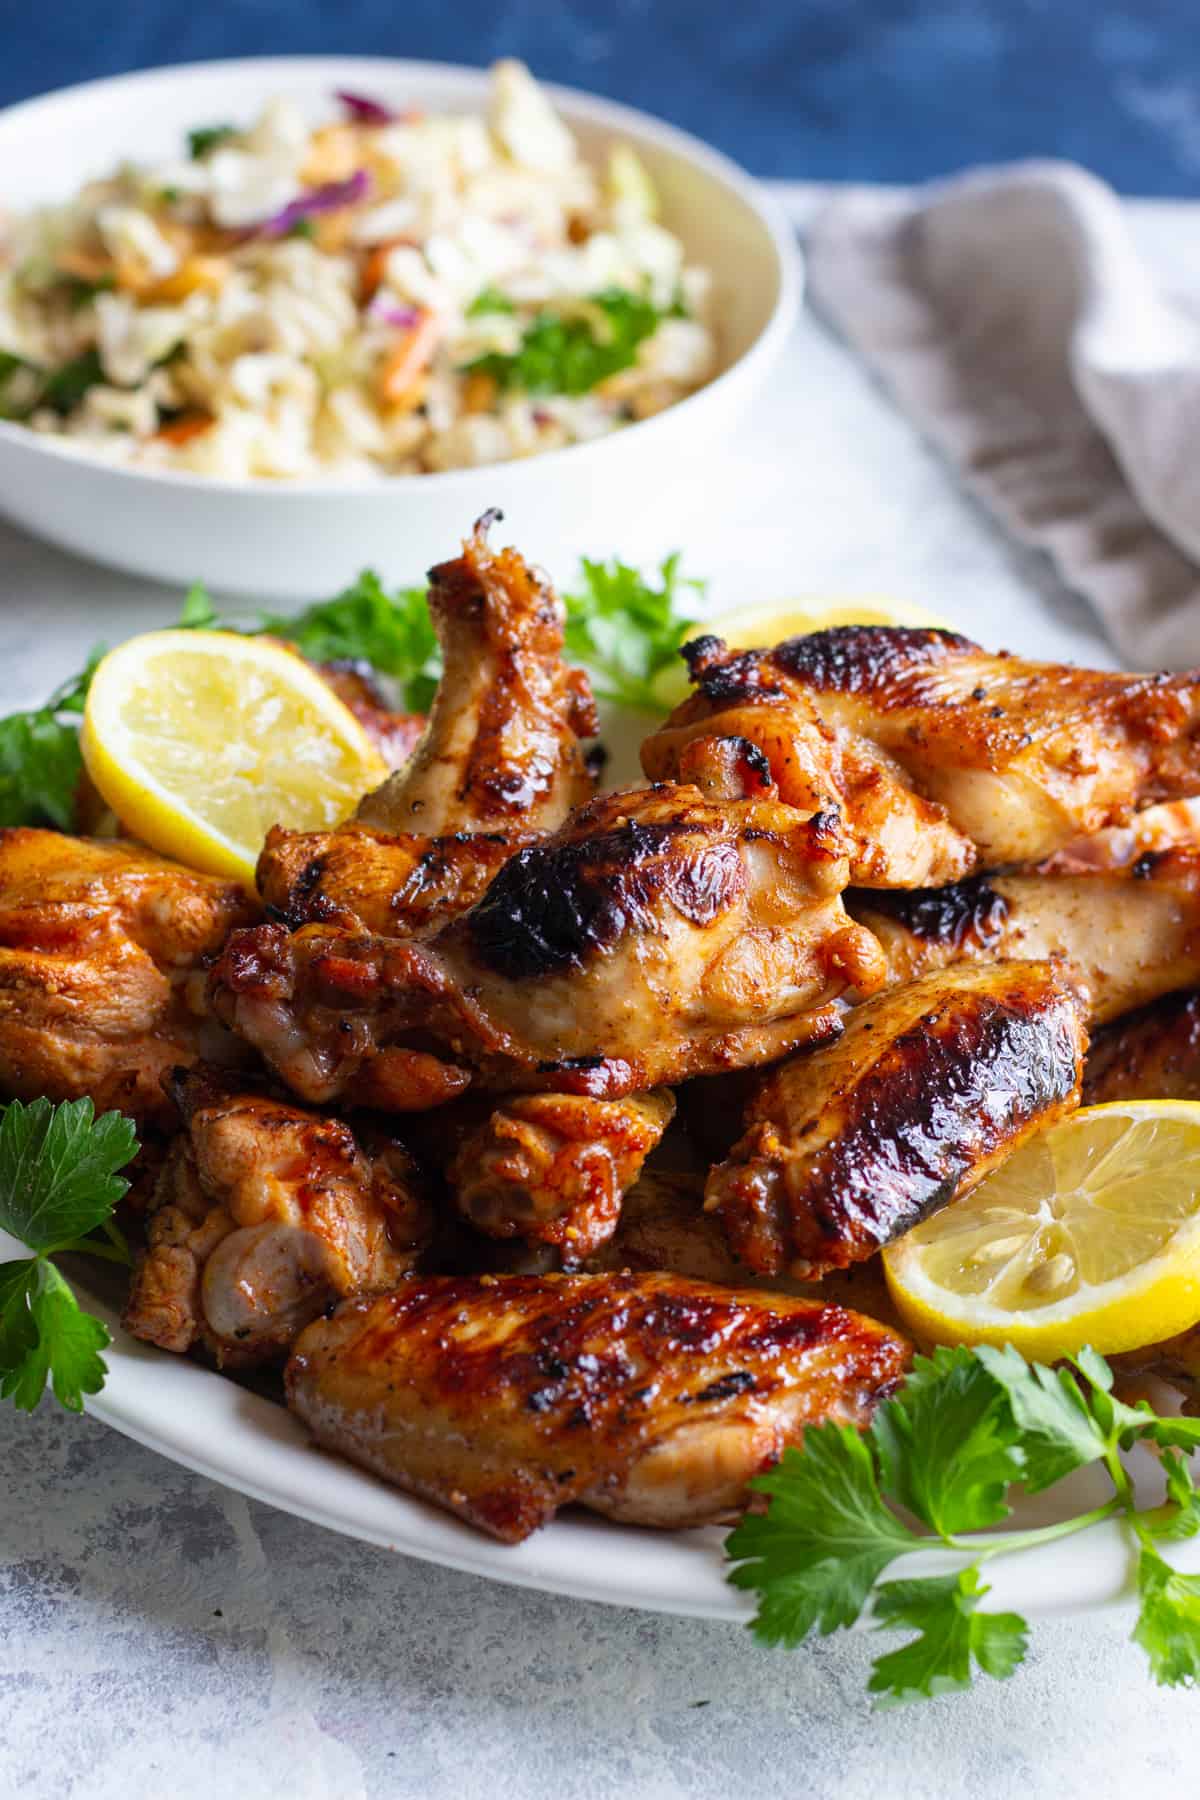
3 2 1198 193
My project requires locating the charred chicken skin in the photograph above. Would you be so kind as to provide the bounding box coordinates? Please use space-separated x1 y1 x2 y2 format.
255 821 518 935
123 1066 430 1366
852 850 1200 1024
644 625 1200 881
210 783 887 1107
356 510 596 836
0 829 257 1126
707 963 1087 1279
284 1271 911 1542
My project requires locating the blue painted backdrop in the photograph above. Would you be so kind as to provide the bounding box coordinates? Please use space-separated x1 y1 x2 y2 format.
3 2 1197 193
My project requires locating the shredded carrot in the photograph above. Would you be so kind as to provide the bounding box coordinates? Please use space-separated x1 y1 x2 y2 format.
155 411 214 446
360 238 412 302
462 371 497 414
377 309 440 409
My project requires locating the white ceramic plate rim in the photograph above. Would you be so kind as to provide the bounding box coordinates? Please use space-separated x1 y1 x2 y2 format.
3 1220 1194 1621
0 54 801 499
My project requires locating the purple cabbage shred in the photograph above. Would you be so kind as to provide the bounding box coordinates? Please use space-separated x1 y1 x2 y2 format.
254 169 372 239
336 90 395 126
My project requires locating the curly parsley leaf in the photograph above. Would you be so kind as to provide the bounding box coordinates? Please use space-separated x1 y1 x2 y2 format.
0 1098 138 1413
726 1426 916 1646
464 287 665 396
562 553 702 711
869 1570 1028 1705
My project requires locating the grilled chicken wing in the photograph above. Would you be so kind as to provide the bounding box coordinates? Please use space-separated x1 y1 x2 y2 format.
124 1066 430 1366
707 963 1086 1279
0 830 257 1125
285 1271 911 1541
646 625 1200 879
851 851 1200 1024
212 784 887 1106
443 1088 676 1261
356 512 596 836
1083 990 1200 1105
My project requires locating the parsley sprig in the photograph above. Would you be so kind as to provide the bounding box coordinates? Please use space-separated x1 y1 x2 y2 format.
563 553 702 711
0 1098 138 1411
726 1343 1200 1703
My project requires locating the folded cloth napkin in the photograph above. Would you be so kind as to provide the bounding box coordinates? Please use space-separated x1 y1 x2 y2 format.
806 161 1200 669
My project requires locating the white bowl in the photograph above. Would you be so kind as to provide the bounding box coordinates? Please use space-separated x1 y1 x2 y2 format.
0 56 800 599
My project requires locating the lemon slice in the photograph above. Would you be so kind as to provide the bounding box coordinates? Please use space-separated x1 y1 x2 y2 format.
651 595 955 710
883 1102 1200 1360
81 630 388 885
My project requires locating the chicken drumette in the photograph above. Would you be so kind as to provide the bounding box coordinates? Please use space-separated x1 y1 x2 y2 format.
285 1270 911 1541
124 1066 431 1366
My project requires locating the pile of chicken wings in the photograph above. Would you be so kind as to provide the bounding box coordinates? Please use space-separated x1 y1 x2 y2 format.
6 513 1200 1543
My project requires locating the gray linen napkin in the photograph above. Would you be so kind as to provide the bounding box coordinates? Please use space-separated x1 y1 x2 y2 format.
806 162 1200 669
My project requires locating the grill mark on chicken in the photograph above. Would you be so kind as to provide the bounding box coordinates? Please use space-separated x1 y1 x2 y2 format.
212 784 886 1105
285 1270 911 1541
707 963 1086 1278
771 624 976 693
859 877 1010 951
466 819 746 980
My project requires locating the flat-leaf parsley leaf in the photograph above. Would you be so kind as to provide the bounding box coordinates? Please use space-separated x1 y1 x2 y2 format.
0 1097 138 1413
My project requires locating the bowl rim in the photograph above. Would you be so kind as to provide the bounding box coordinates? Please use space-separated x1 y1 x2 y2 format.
0 53 802 501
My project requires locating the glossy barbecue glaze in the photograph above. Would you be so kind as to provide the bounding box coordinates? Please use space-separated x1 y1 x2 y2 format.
707 963 1086 1278
285 1271 911 1542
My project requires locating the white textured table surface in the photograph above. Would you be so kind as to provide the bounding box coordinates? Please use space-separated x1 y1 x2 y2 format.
1 194 1196 1798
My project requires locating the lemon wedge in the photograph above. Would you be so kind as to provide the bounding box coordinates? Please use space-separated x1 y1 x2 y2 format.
882 1102 1200 1361
81 630 388 885
651 595 955 710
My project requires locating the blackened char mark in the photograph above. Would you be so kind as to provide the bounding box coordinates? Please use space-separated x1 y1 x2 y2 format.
862 876 1009 951
771 624 977 694
467 821 746 980
680 635 784 707
801 990 1081 1262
